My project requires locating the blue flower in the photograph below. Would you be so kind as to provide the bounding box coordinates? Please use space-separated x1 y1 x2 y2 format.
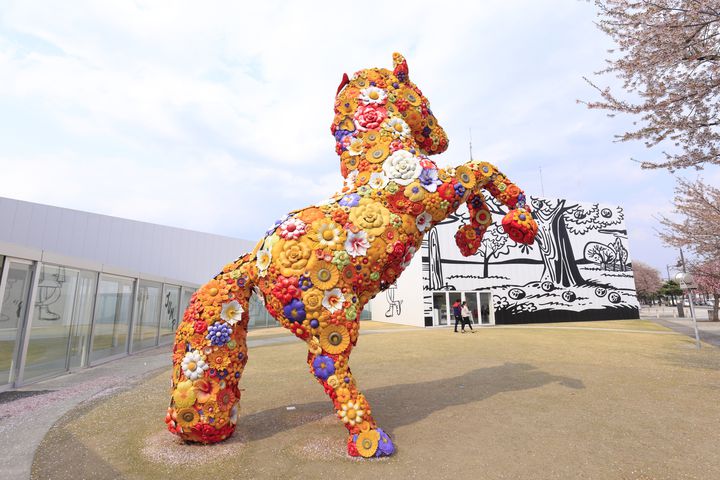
376 428 395 456
298 274 313 291
283 298 306 323
339 193 360 207
312 355 335 380
454 183 466 197
334 129 352 143
418 167 441 192
206 322 232 346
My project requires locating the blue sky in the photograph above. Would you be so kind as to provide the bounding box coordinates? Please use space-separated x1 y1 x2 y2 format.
1 0 717 277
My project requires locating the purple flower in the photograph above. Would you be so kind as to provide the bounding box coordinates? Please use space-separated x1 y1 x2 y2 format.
469 195 484 209
206 322 232 346
339 193 360 207
283 298 306 323
265 215 289 236
376 428 395 456
298 274 313 291
312 355 335 380
418 167 441 192
454 183 466 196
334 129 352 143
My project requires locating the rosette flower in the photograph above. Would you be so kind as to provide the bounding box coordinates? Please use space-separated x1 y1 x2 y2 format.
383 150 422 185
272 239 313 277
348 198 390 237
501 208 538 245
354 104 387 131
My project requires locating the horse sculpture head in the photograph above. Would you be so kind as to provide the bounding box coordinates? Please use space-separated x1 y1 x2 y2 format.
332 53 448 179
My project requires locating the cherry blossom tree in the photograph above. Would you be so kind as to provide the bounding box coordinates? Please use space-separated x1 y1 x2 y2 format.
659 178 720 259
691 259 720 321
632 260 663 304
583 1 720 170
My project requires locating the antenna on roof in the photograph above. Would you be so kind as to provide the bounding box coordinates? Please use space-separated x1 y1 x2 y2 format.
469 128 473 160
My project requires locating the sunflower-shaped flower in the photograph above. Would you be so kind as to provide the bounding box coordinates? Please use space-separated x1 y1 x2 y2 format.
455 165 477 189
309 219 346 251
173 379 197 408
310 260 340 290
176 407 200 429
322 288 345 313
220 300 244 325
216 387 236 412
356 430 380 458
338 400 364 427
207 349 231 371
181 350 209 381
320 324 350 354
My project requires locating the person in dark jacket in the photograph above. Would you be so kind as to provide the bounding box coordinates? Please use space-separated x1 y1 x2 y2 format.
452 300 462 332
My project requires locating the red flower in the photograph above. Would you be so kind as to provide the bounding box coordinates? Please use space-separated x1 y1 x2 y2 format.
193 320 208 334
272 275 301 304
438 182 457 201
347 436 360 457
191 423 235 444
290 322 309 340
354 104 387 131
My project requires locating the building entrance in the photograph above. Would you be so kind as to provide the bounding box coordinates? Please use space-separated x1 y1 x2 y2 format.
430 290 494 327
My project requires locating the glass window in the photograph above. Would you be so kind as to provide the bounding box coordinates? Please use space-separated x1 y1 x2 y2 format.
91 275 134 363
158 284 181 345
68 270 97 369
23 265 79 382
132 280 162 352
0 260 33 387
432 292 448 326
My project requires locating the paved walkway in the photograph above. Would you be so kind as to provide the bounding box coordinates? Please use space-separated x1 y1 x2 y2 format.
640 308 720 347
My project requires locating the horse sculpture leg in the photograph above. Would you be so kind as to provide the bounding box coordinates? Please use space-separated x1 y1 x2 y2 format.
305 319 394 458
166 258 253 443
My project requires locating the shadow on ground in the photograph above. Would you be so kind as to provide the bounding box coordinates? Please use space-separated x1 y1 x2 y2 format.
229 362 583 444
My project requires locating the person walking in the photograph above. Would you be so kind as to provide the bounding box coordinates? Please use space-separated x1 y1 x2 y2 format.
461 301 475 333
452 300 462 333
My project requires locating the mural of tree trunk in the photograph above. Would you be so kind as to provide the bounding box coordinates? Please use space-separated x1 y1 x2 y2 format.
532 199 586 287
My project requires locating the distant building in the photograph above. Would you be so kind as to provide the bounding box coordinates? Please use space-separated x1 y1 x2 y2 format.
372 195 640 327
0 196 270 390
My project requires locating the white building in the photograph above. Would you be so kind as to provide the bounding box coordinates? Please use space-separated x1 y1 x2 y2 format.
372 196 640 328
0 196 263 390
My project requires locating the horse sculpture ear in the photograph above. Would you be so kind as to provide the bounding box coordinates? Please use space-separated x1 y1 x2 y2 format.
392 52 409 82
336 73 350 95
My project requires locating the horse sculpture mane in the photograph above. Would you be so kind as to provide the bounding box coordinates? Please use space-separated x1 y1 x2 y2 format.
166 53 538 458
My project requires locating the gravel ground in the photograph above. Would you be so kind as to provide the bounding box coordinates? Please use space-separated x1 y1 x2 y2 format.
31 320 720 480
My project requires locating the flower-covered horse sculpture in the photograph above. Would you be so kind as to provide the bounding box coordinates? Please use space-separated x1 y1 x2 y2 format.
166 53 538 457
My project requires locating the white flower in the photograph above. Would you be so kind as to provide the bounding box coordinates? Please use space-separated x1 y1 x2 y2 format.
345 230 371 257
181 350 209 381
401 246 417 268
322 288 345 313
358 86 387 105
368 172 389 189
386 117 411 139
344 169 359 189
415 212 433 232
383 150 422 186
220 300 244 325
256 249 271 277
338 401 364 426
347 137 364 156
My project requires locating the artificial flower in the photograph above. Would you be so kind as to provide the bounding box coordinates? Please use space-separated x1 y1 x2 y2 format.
220 300 244 325
383 149 422 185
206 322 232 347
385 117 411 139
173 379 197 408
356 430 380 458
320 324 351 354
277 217 307 240
310 261 340 290
338 400 364 427
358 86 387 105
322 288 345 313
344 230 371 257
312 355 335 380
181 350 209 381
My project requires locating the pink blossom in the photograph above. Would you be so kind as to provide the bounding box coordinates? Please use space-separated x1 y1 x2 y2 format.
344 230 370 257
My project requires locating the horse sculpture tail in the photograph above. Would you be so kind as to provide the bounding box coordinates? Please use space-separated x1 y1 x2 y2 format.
165 254 256 443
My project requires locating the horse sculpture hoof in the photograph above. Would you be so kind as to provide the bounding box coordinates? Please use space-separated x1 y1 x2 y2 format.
348 428 395 458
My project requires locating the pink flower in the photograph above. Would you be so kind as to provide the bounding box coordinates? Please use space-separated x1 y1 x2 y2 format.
354 104 387 131
344 230 370 257
278 218 307 240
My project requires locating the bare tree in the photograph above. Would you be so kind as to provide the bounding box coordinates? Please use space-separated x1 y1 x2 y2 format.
632 260 663 304
583 1 720 170
659 178 720 258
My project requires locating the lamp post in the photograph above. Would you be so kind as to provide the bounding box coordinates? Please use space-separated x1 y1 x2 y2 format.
676 270 701 349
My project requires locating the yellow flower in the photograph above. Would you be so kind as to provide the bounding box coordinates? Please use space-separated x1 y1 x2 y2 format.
365 142 390 164
326 375 340 389
403 181 425 202
310 260 340 290
356 430 380 458
309 219 346 251
303 289 325 313
336 387 351 403
349 198 390 237
455 166 476 189
176 407 199 429
272 239 313 277
338 400 365 427
308 336 322 355
173 380 196 408
319 324 350 355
